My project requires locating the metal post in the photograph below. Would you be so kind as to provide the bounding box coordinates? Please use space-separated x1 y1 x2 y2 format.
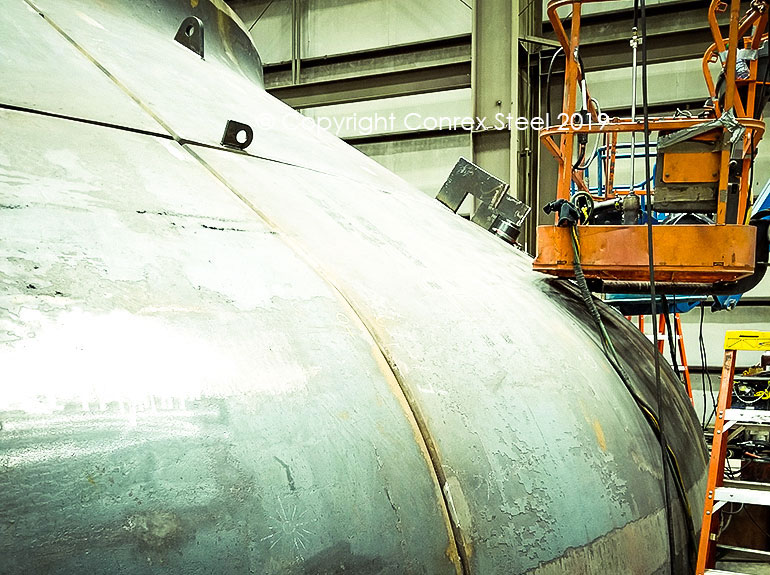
555 8 582 205
629 27 640 193
470 0 517 206
717 0 741 224
291 0 301 85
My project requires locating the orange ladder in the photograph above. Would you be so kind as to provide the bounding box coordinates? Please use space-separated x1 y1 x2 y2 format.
696 330 770 575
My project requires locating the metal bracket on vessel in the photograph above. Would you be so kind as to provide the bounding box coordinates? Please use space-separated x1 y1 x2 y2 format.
174 16 205 58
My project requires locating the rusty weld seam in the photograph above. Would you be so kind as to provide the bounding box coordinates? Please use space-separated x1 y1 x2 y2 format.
26 2 472 572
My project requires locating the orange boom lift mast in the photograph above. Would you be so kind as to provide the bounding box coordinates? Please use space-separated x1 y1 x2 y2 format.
533 0 770 294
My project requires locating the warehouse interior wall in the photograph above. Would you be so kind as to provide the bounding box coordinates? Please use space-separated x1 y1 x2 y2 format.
229 0 770 374
238 0 471 63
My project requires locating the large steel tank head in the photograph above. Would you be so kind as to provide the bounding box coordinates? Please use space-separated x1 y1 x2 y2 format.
0 1 706 573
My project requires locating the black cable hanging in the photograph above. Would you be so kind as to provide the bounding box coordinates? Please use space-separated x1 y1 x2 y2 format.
700 303 718 429
545 47 564 126
636 0 677 571
661 295 682 384
568 229 696 573
544 2 697 569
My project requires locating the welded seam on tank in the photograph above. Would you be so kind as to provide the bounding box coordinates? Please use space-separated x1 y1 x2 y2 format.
13 8 702 570
22 2 472 572
0 97 317 177
524 507 669 575
183 145 472 575
0 103 175 141
0 96 304 174
23 0 181 139
21 0 374 185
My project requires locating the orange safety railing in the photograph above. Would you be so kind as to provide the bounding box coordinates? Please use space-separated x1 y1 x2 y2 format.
533 0 768 290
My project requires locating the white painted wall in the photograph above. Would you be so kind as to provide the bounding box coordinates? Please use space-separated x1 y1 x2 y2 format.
240 0 470 64
304 0 470 58
300 90 472 195
544 0 694 21
356 134 471 196
238 0 293 63
586 59 719 110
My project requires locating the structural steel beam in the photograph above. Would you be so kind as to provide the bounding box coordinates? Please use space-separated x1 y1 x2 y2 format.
581 29 714 72
545 1 728 71
470 0 517 197
568 2 724 45
268 61 471 109
290 0 301 84
260 2 724 110
265 35 471 108
264 34 471 87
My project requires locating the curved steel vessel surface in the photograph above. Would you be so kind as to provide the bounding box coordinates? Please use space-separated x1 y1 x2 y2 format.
0 1 707 573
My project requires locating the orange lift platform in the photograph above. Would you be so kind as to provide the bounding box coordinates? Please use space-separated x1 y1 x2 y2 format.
533 0 770 295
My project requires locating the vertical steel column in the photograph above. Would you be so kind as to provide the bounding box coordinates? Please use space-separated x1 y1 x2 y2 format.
470 0 518 200
520 5 545 253
291 0 302 85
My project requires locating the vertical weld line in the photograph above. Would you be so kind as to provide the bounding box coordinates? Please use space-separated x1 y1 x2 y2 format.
335 314 473 575
26 3 472 569
184 146 472 575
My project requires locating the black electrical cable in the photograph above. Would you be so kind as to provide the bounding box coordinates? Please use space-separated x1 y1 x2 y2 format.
573 145 586 170
724 457 736 479
569 234 664 424
661 295 682 384
545 48 589 128
744 505 770 540
569 226 696 571
248 0 276 31
545 48 586 176
700 303 718 427
551 4 695 568
545 47 564 126
748 135 756 223
699 304 710 429
638 0 693 570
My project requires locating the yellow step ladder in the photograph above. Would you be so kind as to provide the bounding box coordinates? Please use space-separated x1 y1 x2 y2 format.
696 330 770 575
